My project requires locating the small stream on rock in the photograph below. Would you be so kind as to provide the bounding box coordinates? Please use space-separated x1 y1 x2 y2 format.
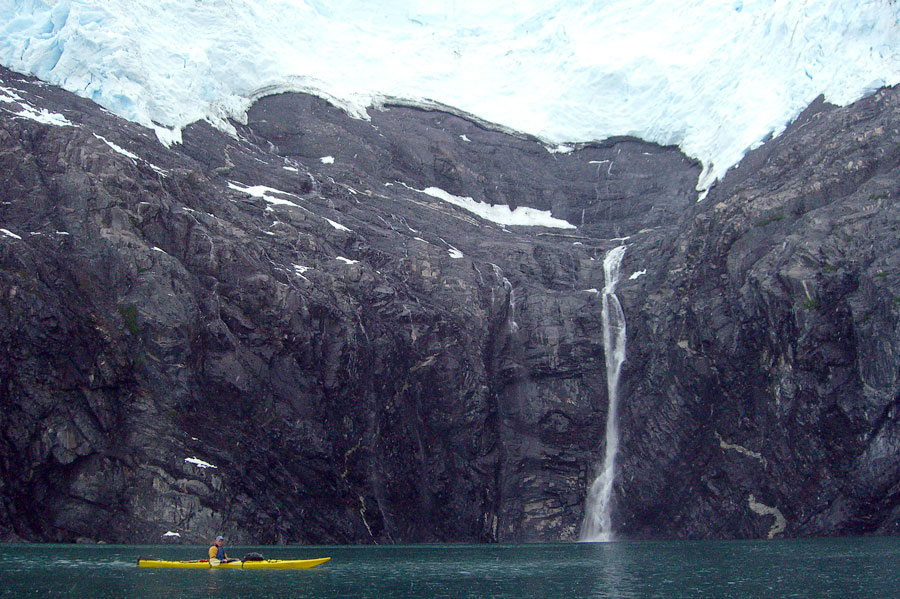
492 263 519 332
581 245 628 542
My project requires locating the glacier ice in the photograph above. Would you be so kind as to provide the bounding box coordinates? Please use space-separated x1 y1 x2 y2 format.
0 0 899 189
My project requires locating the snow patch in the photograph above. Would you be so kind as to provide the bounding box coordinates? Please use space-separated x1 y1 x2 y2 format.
93 134 139 160
325 218 351 232
228 181 300 208
153 124 182 147
184 457 217 469
162 531 181 538
548 144 574 154
335 256 358 264
448 248 463 259
629 269 646 280
417 186 575 229
459 134 471 142
11 103 74 127
320 156 335 164
0 85 23 103
1 228 23 240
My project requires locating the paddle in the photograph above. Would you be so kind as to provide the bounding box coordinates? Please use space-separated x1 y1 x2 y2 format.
209 557 241 566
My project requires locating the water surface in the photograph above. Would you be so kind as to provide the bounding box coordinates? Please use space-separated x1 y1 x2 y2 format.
1 537 897 598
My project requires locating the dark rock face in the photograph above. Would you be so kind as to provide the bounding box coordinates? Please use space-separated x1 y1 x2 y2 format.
0 62 898 544
614 88 900 539
245 94 700 237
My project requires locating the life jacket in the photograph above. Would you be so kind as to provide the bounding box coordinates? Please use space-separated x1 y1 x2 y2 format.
209 544 227 560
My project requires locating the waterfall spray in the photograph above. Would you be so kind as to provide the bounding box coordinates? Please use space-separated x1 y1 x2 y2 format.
580 245 627 542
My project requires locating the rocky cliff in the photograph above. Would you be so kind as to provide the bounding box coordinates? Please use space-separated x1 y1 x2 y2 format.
0 64 898 544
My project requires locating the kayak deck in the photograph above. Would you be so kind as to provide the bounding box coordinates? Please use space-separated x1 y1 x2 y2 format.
138 557 330 569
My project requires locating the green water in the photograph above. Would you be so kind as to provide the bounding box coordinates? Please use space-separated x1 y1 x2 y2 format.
0 538 897 598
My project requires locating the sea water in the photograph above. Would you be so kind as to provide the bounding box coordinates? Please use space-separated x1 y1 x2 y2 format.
0 538 898 598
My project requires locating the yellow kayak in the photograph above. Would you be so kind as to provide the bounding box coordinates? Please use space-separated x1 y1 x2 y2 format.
138 557 330 569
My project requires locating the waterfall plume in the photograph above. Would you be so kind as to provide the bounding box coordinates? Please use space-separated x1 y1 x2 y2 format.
580 245 627 542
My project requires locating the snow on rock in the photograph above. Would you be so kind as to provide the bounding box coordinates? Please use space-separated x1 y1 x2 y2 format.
0 85 23 103
629 269 647 280
1 1 898 186
418 186 575 229
9 103 73 127
2 82 74 126
153 125 182 148
93 133 139 160
227 181 300 208
184 457 217 469
325 218 351 232
293 264 310 281
548 145 574 154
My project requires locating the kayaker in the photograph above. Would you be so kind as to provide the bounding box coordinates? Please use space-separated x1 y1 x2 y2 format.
208 535 237 563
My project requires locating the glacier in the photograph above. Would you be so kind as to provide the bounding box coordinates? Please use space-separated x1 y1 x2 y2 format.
1 0 899 188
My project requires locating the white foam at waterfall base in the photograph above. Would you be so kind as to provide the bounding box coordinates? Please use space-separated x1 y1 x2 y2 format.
581 245 627 542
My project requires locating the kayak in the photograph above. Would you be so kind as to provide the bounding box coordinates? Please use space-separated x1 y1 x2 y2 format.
138 557 331 569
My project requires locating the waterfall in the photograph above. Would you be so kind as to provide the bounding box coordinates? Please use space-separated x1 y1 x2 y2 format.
580 245 627 542
491 263 519 332
507 283 518 333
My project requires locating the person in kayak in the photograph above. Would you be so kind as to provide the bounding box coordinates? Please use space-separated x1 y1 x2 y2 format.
208 536 237 563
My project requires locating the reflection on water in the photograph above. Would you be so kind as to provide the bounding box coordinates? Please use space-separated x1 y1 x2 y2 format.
1 538 900 599
595 541 631 599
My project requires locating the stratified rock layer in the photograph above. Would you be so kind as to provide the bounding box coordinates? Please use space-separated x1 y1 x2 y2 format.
0 65 897 543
